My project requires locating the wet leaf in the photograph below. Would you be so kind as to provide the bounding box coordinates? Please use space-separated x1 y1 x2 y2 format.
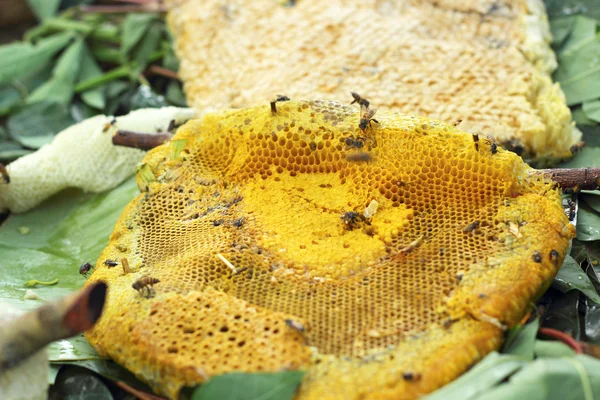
584 301 600 345
577 201 600 241
503 318 540 360
49 365 113 400
0 32 73 85
0 177 138 310
26 0 62 20
7 101 75 149
130 85 167 110
554 256 600 304
48 335 105 362
191 371 305 400
540 290 581 340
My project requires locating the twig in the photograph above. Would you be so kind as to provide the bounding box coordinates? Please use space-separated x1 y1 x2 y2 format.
147 65 179 80
538 167 600 191
114 381 167 400
538 327 583 354
0 282 107 372
113 130 172 150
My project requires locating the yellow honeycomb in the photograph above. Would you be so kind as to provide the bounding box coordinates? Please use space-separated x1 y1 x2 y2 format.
85 100 575 399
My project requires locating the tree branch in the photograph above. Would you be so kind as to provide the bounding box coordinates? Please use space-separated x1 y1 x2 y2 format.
538 167 600 191
112 130 172 150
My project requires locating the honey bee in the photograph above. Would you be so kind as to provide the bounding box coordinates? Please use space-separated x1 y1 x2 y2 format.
350 92 370 108
0 163 9 184
487 135 498 154
341 211 362 230
79 262 93 277
570 141 585 155
104 259 118 267
549 249 560 266
532 252 542 263
402 372 422 381
453 119 463 127
270 95 291 113
102 117 117 133
132 276 160 297
285 318 305 333
359 108 379 131
346 152 373 163
472 134 480 151
344 136 365 150
463 220 480 233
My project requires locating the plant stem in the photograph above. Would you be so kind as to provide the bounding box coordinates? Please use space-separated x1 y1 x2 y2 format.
113 130 172 150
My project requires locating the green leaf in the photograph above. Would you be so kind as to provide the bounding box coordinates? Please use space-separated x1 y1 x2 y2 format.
554 256 600 303
577 200 600 241
131 22 163 69
0 177 138 310
0 32 73 85
49 365 62 385
27 38 84 105
572 106 596 126
474 356 600 400
0 141 33 163
166 81 187 107
48 335 105 362
121 14 158 61
78 44 105 110
582 100 600 123
583 302 600 345
503 318 540 360
559 147 600 168
552 16 600 105
26 0 62 20
550 16 576 47
546 0 600 20
534 340 576 358
423 352 526 400
130 85 167 110
191 371 305 400
7 101 75 149
0 85 24 116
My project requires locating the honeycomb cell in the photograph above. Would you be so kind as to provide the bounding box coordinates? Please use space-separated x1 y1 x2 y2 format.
86 100 574 399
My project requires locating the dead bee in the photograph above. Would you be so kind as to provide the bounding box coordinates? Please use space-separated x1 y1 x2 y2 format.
285 319 305 333
344 136 365 150
309 141 317 151
463 221 480 233
346 152 373 163
359 108 379 131
132 276 160 297
402 372 422 382
487 135 498 154
270 95 291 113
570 141 585 155
0 163 9 184
79 262 93 277
453 119 463 127
341 211 362 230
232 217 244 227
472 134 480 151
350 91 370 108
104 259 119 267
102 117 116 133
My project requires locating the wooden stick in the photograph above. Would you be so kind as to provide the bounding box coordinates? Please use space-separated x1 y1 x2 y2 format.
112 130 172 150
538 167 600 191
147 65 179 80
0 282 107 372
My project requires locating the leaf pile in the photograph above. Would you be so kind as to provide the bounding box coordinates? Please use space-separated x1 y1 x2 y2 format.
0 0 186 163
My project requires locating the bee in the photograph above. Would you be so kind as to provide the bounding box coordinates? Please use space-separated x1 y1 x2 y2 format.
463 220 480 233
402 372 422 382
350 92 370 108
487 135 498 154
341 211 362 230
453 119 463 127
570 141 585 155
79 262 93 277
532 252 542 263
344 136 365 150
566 198 576 221
132 276 160 297
104 259 118 267
285 319 305 333
270 95 290 113
0 163 9 184
102 117 116 133
346 152 373 163
549 249 560 266
472 134 480 151
359 108 379 131
232 217 244 227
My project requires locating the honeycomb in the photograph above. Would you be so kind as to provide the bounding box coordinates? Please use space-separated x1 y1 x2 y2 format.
166 0 580 163
85 100 575 399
